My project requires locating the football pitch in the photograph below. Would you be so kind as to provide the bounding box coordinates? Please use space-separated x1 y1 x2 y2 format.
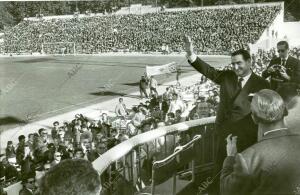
0 54 230 131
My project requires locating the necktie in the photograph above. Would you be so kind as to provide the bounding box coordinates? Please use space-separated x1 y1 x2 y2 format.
281 58 286 67
238 77 244 90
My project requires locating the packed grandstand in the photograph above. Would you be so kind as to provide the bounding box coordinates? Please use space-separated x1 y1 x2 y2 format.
3 3 281 55
1 1 300 195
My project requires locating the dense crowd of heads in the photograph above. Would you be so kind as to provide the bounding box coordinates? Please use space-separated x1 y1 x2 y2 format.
0 76 219 193
1 45 300 193
3 5 281 55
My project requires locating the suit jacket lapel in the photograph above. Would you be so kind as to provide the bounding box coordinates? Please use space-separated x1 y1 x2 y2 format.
241 73 255 94
232 73 255 103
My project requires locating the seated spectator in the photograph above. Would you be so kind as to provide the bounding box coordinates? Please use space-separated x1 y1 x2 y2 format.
5 141 16 159
221 89 300 195
73 148 84 159
188 97 211 120
115 98 128 117
167 93 185 114
3 158 20 182
166 112 176 125
131 105 146 130
39 159 101 195
175 109 185 122
50 151 62 168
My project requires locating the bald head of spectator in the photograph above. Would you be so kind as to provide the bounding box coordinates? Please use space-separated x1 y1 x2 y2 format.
39 159 101 195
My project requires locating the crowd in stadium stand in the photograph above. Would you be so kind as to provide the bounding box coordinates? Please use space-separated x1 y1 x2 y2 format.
3 5 281 55
0 74 219 194
1 45 299 193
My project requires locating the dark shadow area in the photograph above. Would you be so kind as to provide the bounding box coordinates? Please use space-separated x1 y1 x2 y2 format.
16 58 54 64
90 91 127 96
0 116 27 127
90 91 141 99
122 82 140 86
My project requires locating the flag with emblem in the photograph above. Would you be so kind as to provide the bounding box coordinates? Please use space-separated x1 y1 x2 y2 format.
146 62 177 76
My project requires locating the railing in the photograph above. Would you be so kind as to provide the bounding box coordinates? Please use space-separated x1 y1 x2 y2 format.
3 117 216 195
93 116 216 194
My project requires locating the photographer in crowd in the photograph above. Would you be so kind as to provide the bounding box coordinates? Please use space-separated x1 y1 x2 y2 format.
262 41 300 90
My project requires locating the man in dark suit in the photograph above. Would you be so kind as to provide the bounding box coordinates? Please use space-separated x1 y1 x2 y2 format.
183 35 270 194
221 89 300 195
262 41 300 90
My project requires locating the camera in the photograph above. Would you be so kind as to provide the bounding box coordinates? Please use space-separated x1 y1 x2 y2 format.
269 64 284 81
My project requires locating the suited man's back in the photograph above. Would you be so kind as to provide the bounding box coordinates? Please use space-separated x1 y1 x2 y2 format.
222 130 300 195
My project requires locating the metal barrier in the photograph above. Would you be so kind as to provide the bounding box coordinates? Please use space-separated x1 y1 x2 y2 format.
93 116 216 194
3 117 216 194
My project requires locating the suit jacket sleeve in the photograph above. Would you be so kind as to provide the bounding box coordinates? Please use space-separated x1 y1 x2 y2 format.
220 154 252 195
290 58 300 84
189 57 224 85
262 59 276 78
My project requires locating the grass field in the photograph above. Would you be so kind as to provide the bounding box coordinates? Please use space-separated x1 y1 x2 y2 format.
0 55 230 130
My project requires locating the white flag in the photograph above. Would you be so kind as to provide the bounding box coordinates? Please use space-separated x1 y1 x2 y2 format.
146 62 177 76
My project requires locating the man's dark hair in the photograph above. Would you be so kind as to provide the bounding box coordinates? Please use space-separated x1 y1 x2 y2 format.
18 135 25 142
39 159 101 195
231 49 251 61
53 121 59 126
74 148 84 154
167 112 175 118
38 128 45 135
28 133 34 138
277 41 289 50
277 83 298 103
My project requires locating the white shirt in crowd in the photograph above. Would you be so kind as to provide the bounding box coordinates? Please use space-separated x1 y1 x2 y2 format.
150 78 158 88
168 99 186 114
